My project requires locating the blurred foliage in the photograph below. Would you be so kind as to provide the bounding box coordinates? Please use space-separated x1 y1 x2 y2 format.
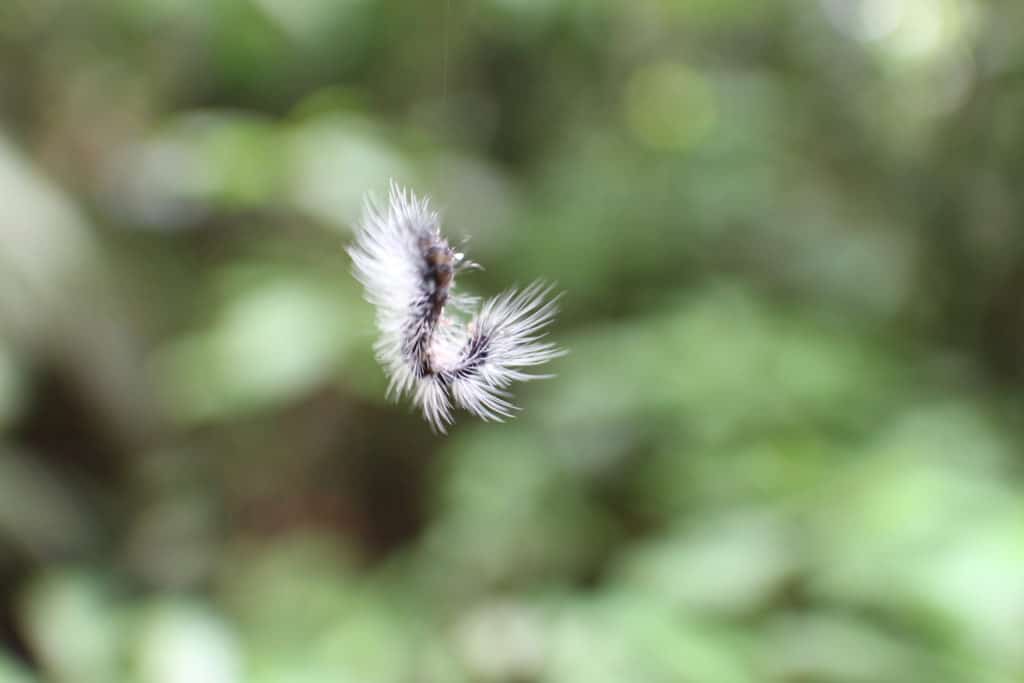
2 0 1024 681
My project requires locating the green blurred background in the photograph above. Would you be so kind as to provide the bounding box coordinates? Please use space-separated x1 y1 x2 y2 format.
2 0 1024 680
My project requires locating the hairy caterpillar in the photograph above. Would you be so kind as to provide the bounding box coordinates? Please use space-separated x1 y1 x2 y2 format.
348 182 565 432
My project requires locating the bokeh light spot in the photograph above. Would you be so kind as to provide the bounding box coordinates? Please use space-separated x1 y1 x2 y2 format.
624 62 717 151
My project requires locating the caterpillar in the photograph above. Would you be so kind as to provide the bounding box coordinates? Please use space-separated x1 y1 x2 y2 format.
348 182 565 432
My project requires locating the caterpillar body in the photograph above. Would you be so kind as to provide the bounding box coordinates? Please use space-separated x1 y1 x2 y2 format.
348 182 564 432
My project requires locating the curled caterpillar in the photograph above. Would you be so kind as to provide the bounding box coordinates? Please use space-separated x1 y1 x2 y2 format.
348 182 565 432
